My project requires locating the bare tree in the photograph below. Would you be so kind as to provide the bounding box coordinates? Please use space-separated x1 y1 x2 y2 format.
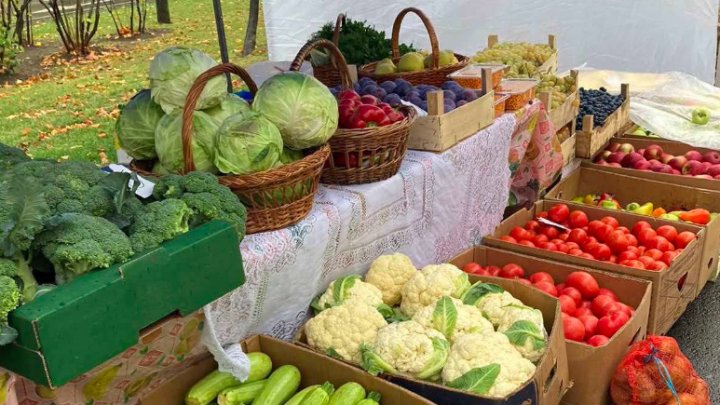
1 0 32 45
242 0 259 56
39 0 102 55
156 0 170 24
104 0 148 37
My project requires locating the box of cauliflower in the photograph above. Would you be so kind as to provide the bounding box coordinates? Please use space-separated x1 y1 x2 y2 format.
294 253 568 404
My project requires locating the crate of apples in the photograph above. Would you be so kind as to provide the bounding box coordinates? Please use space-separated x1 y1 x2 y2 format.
462 264 633 346
497 203 697 271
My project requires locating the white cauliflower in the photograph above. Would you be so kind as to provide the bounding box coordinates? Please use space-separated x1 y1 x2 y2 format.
442 332 536 398
305 303 388 362
400 264 470 317
365 253 417 306
462 282 524 326
361 320 449 380
412 296 494 342
315 275 384 310
496 305 548 362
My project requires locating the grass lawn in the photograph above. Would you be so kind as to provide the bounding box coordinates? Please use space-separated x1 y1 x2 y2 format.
0 0 268 164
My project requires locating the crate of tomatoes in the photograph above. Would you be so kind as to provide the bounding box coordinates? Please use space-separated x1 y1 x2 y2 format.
485 200 705 335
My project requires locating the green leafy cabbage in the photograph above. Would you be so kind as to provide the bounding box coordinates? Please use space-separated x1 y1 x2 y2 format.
155 110 219 174
116 89 164 160
205 93 252 126
214 112 284 175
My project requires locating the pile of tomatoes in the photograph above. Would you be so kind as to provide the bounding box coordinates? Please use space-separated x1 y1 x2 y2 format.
498 203 697 271
463 263 633 346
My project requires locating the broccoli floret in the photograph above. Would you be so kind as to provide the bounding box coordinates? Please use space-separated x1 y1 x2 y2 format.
0 143 30 170
152 174 184 200
34 213 134 285
0 275 20 345
129 199 192 253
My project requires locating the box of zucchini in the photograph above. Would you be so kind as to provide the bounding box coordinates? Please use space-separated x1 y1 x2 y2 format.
0 153 246 388
140 335 433 405
294 253 568 405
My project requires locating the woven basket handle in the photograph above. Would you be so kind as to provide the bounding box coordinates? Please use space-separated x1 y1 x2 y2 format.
290 39 353 90
332 13 346 45
391 7 439 69
181 63 258 173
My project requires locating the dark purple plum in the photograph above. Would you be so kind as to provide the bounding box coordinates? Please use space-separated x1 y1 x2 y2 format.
379 81 396 93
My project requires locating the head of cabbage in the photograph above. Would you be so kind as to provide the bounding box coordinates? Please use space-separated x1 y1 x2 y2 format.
252 72 338 150
214 112 284 175
116 89 164 160
149 46 227 114
205 93 252 126
155 110 219 173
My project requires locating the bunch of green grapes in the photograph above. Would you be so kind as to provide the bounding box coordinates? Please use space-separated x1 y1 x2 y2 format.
473 42 555 78
536 73 577 108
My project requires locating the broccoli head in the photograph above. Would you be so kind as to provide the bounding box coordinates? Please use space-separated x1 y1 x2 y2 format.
34 213 134 285
0 275 20 345
128 199 192 253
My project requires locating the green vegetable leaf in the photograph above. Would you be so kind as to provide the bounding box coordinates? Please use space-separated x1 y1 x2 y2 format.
320 381 335 396
0 323 18 346
446 364 501 394
332 275 360 304
432 297 458 339
416 337 450 380
376 303 394 319
367 392 382 402
504 320 546 351
359 344 396 376
382 307 410 324
310 296 324 315
461 282 504 305
325 347 342 359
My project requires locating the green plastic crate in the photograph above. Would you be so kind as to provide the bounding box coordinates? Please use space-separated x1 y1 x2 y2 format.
0 220 244 388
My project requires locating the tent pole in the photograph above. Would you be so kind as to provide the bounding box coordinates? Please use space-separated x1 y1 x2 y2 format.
212 0 233 92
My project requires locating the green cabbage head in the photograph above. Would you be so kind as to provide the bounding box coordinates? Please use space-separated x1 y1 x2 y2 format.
116 89 164 160
155 110 219 174
149 46 226 114
214 112 284 175
252 72 338 150
205 93 252 126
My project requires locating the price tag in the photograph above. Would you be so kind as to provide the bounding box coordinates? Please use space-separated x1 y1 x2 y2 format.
537 217 571 232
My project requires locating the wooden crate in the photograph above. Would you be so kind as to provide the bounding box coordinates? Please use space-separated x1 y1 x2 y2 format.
575 83 631 158
487 34 558 75
559 123 577 167
407 68 495 152
539 70 580 132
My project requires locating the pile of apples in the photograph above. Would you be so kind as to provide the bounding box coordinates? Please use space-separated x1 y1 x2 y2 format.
594 142 720 180
462 264 633 346
497 203 697 271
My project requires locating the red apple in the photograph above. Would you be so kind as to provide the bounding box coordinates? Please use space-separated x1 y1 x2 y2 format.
595 160 609 166
618 143 635 154
702 162 713 172
649 160 664 172
668 156 687 171
637 149 646 156
658 164 673 174
672 169 681 175
685 150 703 161
704 151 720 164
633 160 652 171
660 153 674 164
621 152 645 168
600 150 612 160
607 152 626 164
608 163 622 168
715 174 720 180
683 160 706 176
707 164 720 177
607 143 621 153
643 145 664 161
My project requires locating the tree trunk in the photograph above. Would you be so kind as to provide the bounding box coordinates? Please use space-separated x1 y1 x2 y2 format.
156 0 170 24
241 0 259 56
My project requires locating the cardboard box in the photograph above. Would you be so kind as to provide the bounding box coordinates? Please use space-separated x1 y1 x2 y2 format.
4 312 207 405
485 200 705 335
546 167 720 297
296 277 568 404
0 220 244 388
450 246 651 405
140 335 434 405
575 84 630 158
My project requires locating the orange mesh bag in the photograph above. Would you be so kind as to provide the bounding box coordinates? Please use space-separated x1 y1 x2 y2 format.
610 336 710 405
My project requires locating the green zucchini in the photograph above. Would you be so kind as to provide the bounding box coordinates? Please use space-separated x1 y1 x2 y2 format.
185 353 273 405
253 365 301 405
247 352 273 382
356 391 381 405
285 386 318 405
328 382 366 405
217 379 267 405
299 382 334 405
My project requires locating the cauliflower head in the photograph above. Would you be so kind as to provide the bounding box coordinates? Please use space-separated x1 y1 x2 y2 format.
412 296 493 342
462 282 523 326
442 332 536 398
315 275 384 311
497 305 548 362
400 264 470 317
365 253 417 306
305 303 387 362
363 320 449 380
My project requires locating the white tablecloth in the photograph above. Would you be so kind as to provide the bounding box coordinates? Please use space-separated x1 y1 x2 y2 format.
202 114 517 375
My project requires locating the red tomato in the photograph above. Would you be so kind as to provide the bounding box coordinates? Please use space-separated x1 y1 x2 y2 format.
529 272 554 284
607 230 630 254
587 335 610 347
675 231 696 249
577 315 599 338
656 225 678 243
643 248 663 260
510 226 532 241
500 263 525 279
555 283 565 292
518 240 536 248
626 245 640 255
601 216 620 229
597 288 618 301
533 281 558 297
616 226 630 234
581 300 593 309
592 295 616 317
568 229 588 245
532 234 549 245
615 303 635 317
587 220 606 236
486 266 501 277
562 315 586 342
569 210 589 228
537 211 549 219
568 248 584 256
515 278 532 286
499 235 518 244
565 242 580 250
574 306 593 317
474 268 490 276
558 295 578 314
557 233 569 242
525 220 542 232
617 251 638 262
582 236 599 248
463 263 482 274
596 311 630 338
555 243 570 254
637 256 655 268
637 228 657 245
548 204 570 223
632 221 652 236
661 251 680 266
542 226 560 239
550 238 565 245
646 261 667 272
566 272 600 299
592 244 612 261
559 286 583 306
579 252 596 260
609 255 618 264
620 259 645 270
626 234 639 247
539 241 558 252
646 235 672 252
594 224 613 243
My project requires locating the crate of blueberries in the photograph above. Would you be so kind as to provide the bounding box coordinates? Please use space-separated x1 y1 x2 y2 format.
331 71 495 152
575 83 630 158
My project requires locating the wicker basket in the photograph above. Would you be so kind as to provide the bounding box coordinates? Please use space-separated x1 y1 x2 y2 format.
292 39 415 185
358 7 469 86
131 63 330 234
312 13 346 88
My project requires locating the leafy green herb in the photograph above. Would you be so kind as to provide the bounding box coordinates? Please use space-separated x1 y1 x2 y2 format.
505 320 546 350
432 297 458 338
461 282 504 305
446 364 501 394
